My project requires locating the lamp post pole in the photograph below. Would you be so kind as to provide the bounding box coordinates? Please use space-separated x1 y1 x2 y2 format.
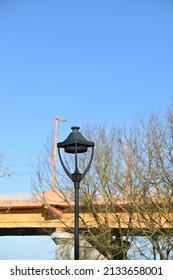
74 180 80 259
73 143 81 260
57 126 94 260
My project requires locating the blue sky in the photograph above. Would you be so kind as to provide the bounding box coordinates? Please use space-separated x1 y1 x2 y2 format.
0 0 173 259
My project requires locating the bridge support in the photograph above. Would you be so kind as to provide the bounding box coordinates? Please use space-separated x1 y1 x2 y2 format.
51 231 106 260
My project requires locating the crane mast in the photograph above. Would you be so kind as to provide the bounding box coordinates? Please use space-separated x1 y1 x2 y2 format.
52 117 67 191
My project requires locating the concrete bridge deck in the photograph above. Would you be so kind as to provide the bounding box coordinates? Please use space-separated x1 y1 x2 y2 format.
0 190 173 236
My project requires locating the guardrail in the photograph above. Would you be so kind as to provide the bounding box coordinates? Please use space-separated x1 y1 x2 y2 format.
0 192 42 207
0 191 173 208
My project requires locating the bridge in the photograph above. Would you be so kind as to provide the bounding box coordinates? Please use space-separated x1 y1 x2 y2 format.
0 190 172 235
0 190 172 259
0 191 66 236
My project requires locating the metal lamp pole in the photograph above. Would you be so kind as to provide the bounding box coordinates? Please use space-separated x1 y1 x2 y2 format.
57 126 94 260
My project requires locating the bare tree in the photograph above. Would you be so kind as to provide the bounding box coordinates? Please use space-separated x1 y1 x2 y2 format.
126 107 173 259
0 152 11 178
33 105 173 260
33 124 135 259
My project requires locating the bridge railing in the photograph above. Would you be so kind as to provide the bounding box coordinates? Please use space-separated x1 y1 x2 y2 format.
0 192 41 207
0 190 173 208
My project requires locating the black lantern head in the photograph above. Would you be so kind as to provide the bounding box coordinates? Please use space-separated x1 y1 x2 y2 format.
57 126 94 153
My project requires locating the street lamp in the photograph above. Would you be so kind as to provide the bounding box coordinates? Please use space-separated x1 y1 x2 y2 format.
57 126 95 260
